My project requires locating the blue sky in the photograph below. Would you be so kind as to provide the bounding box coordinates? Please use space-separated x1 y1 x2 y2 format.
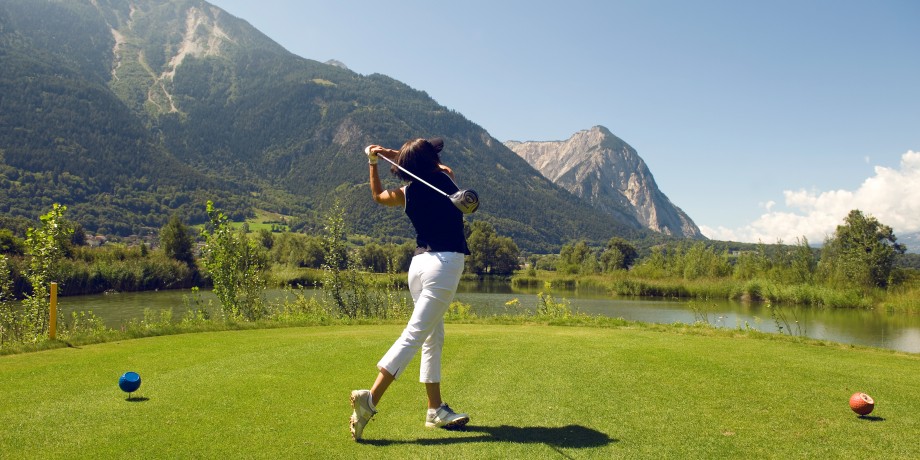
208 0 920 243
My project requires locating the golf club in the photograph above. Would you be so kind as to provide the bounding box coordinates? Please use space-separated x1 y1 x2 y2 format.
366 146 480 214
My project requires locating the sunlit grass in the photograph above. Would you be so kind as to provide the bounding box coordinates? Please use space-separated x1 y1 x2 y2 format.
2 324 917 458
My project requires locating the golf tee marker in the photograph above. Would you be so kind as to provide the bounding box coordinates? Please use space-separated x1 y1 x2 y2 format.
849 392 875 416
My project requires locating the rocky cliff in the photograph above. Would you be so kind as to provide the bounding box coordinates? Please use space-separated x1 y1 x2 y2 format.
505 126 704 239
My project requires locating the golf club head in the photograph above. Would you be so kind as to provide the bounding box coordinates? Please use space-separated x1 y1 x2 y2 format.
450 189 479 214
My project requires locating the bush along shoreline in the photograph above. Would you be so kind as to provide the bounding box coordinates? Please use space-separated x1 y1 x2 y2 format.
2 203 919 353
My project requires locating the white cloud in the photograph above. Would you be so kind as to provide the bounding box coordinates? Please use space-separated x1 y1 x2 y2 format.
701 151 920 243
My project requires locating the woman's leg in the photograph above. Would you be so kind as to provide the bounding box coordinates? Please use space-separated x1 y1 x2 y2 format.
421 318 445 409
352 252 466 438
420 318 444 383
415 253 465 418
425 382 442 409
366 260 424 408
370 369 394 407
376 253 462 382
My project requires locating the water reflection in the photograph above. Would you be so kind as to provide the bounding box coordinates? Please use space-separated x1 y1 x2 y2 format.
456 280 920 353
53 281 920 354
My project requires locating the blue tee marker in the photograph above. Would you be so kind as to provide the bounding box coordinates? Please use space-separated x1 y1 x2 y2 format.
118 371 141 398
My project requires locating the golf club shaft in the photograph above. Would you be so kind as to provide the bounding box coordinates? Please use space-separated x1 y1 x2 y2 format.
376 154 450 197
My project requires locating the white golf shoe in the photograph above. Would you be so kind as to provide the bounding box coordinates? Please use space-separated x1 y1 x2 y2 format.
425 403 470 429
349 389 377 441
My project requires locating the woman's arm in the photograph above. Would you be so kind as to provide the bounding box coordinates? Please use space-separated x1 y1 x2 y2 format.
367 145 405 207
376 147 399 163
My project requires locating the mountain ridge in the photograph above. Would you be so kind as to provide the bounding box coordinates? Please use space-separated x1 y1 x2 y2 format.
0 0 679 252
506 126 703 239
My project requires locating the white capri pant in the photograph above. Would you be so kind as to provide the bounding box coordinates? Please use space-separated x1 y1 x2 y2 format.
377 251 465 383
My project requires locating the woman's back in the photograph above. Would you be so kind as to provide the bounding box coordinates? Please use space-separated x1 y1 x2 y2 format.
404 171 470 255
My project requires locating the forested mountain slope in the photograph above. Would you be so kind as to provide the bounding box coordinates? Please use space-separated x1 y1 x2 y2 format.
0 0 664 251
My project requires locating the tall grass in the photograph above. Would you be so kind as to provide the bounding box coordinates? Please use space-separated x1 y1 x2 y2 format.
880 273 920 313
57 255 197 295
5 246 199 297
267 265 324 287
734 279 873 308
511 270 886 309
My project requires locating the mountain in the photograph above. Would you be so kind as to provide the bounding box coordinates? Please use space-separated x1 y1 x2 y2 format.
0 0 659 252
900 231 920 254
0 0 250 233
505 126 703 239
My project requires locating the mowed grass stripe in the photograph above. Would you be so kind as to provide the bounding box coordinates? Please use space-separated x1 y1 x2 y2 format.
1 325 918 459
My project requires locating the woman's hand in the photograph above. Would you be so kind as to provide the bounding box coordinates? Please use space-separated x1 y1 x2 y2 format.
369 145 399 163
438 163 455 179
365 145 382 164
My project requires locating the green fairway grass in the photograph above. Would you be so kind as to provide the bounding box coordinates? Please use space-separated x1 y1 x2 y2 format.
1 324 918 459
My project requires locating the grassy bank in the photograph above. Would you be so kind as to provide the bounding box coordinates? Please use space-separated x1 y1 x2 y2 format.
1 323 917 459
512 271 920 312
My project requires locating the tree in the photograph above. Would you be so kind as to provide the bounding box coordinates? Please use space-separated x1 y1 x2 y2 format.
0 229 25 255
258 229 274 250
491 236 521 275
357 242 389 273
466 221 520 275
22 204 73 340
680 242 731 279
200 202 266 320
600 237 638 272
320 202 384 318
1 254 18 347
389 242 415 273
160 214 196 268
818 210 905 288
322 203 350 271
558 240 595 275
269 233 324 268
70 222 87 248
787 237 817 284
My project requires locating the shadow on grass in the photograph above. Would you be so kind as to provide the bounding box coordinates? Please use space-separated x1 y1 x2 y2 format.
362 424 616 449
125 396 149 402
858 415 885 422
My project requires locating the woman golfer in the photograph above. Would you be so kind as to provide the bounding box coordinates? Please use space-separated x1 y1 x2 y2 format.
349 138 471 441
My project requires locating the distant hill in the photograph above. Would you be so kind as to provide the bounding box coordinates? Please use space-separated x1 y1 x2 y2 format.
0 0 675 252
900 231 920 254
506 126 703 239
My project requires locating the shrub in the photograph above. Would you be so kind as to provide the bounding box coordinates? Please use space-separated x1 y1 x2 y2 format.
200 201 267 321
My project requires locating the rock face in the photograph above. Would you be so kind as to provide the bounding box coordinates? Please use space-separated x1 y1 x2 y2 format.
324 59 350 70
505 126 704 239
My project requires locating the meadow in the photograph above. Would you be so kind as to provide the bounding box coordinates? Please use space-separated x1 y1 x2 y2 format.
2 321 918 459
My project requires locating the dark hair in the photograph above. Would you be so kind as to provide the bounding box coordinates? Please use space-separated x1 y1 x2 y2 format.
392 138 442 181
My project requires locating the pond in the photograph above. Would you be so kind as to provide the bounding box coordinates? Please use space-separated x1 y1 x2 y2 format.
53 280 920 354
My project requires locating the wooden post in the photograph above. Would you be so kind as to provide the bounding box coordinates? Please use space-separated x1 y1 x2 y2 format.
49 282 57 340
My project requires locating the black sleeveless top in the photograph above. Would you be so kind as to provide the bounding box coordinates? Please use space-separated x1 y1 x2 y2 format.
404 171 471 255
